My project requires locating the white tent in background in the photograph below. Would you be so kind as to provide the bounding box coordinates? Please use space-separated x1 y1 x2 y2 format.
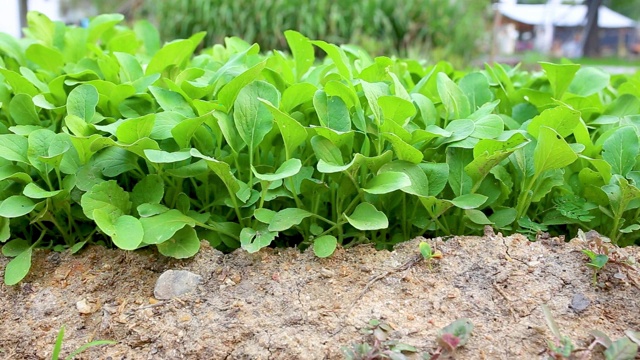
497 3 637 29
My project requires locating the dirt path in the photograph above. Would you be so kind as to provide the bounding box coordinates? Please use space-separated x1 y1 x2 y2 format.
1 233 639 359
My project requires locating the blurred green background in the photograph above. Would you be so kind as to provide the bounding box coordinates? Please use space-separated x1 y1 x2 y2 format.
61 0 492 65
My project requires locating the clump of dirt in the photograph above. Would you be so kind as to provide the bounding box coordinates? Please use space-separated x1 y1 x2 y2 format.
1 233 639 359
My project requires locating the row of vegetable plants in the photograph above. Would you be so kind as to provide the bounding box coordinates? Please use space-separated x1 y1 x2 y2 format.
0 12 639 285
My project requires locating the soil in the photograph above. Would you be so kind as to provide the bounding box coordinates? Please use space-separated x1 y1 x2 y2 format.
1 232 639 360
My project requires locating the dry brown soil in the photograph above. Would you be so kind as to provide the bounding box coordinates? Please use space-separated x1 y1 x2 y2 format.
1 233 639 360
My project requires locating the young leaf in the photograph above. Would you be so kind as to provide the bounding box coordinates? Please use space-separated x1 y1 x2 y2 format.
268 208 313 232
140 209 196 245
451 194 488 209
233 81 280 151
112 215 144 250
284 30 314 81
1 239 30 256
436 73 471 120
527 106 580 139
0 195 36 218
4 247 32 285
604 337 638 360
145 32 206 75
602 126 639 177
533 126 578 176
252 158 302 182
67 84 99 123
240 225 277 253
540 62 580 99
345 203 389 231
313 235 338 258
80 181 131 221
156 226 200 258
363 172 411 195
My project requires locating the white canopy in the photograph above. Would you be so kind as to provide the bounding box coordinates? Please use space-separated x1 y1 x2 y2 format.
497 4 637 29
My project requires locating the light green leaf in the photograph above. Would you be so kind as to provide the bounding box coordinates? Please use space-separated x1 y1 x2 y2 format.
9 94 39 126
345 203 389 231
1 239 30 256
217 60 267 110
459 72 493 110
67 84 99 123
259 99 308 158
145 32 206 75
116 114 155 144
80 180 131 220
234 81 280 150
383 133 423 163
253 158 302 182
4 247 32 285
527 105 580 139
437 73 470 120
285 30 314 81
149 86 194 117
533 127 578 176
131 174 164 208
604 337 638 360
140 209 196 245
465 209 493 225
540 62 580 99
110 215 144 250
451 194 488 209
313 235 337 258
602 126 638 177
157 226 200 258
23 182 61 199
363 172 411 194
465 133 528 185
0 134 29 163
378 95 416 125
0 195 36 218
268 208 313 232
240 225 277 253
313 91 351 132
568 67 610 97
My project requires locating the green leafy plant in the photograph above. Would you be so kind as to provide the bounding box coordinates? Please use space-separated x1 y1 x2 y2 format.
1 12 640 285
50 325 115 360
581 249 609 286
424 319 474 360
542 304 639 359
419 241 442 270
341 319 417 360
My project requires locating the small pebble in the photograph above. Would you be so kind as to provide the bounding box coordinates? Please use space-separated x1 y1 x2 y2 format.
570 293 591 313
154 270 203 300
76 299 94 314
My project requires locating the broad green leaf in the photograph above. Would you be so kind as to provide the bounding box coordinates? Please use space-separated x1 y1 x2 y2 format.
0 218 10 243
527 106 580 139
23 182 61 199
134 20 160 55
254 208 276 224
4 247 32 285
137 203 170 217
217 60 267 110
0 195 36 218
189 149 240 196
311 40 352 79
437 73 470 120
149 86 194 117
345 203 389 231
379 161 430 197
281 82 318 112
80 180 131 220
268 208 313 232
110 215 144 250
447 147 473 197
157 226 200 258
465 209 493 225
313 91 351 132
311 135 343 166
131 174 164 207
145 32 206 75
9 94 39 126
313 235 337 258
489 208 517 228
1 239 30 256
533 127 578 176
383 133 423 163
471 114 503 139
363 172 411 194
568 67 610 97
284 31 314 81
459 72 493 110
234 81 280 150
140 209 196 245
451 194 488 209
0 134 29 163
93 146 139 177
361 80 389 123
171 114 208 148
604 337 638 360
253 158 302 182
0 69 39 96
87 13 124 42
465 133 528 185
144 150 191 164
114 52 143 82
540 62 580 99
378 96 416 125
602 126 638 177
325 80 359 109
259 99 307 157
240 225 277 253
67 84 99 123
116 114 155 144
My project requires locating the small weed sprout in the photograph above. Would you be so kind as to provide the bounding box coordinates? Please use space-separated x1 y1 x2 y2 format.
581 249 609 286
50 325 116 360
419 242 442 270
542 305 575 359
341 319 417 360
425 319 474 360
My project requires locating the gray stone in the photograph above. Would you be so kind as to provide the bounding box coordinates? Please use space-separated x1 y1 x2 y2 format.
570 293 591 313
154 270 203 300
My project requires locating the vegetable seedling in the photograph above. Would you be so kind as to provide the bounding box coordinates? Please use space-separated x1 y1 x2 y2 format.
581 249 609 286
419 242 442 270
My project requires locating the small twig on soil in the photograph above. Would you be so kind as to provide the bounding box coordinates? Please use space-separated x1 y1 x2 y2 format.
492 282 518 321
348 253 423 312
125 300 169 314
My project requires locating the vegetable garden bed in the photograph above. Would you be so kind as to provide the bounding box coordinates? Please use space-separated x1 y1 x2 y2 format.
1 12 640 359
